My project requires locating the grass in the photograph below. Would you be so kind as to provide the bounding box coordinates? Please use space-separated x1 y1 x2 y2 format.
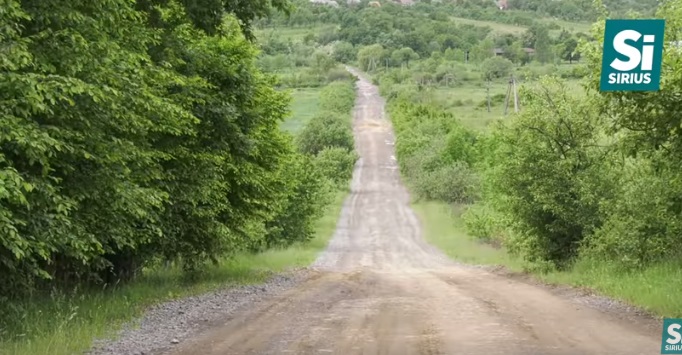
451 16 591 36
418 65 586 132
255 25 338 42
0 191 347 355
544 18 592 35
539 258 682 318
428 82 507 131
451 17 526 34
282 88 322 134
413 201 522 268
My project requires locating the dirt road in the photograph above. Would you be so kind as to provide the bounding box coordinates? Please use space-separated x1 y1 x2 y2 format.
169 69 661 355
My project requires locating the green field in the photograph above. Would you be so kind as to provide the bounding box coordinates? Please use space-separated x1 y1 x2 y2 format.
282 88 322 134
256 25 338 42
450 16 591 37
451 17 526 34
421 67 585 132
543 18 592 34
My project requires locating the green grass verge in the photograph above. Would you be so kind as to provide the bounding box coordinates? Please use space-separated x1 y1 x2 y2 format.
282 88 322 134
412 201 522 268
413 200 680 318
539 258 682 318
0 192 347 355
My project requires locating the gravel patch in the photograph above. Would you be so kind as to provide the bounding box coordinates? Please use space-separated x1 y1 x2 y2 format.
88 269 310 355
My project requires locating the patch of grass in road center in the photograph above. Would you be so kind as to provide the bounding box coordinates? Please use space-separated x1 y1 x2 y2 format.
0 192 347 355
412 201 523 269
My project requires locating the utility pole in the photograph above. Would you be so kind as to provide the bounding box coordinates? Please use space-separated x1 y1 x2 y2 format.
368 57 377 72
504 75 519 116
486 79 491 113
512 75 519 113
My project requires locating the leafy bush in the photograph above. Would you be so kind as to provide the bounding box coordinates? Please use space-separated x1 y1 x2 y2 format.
481 56 514 80
333 41 357 63
0 0 303 300
296 112 354 156
462 203 507 245
319 80 356 113
483 78 614 269
313 147 359 189
388 99 481 204
260 153 334 250
294 76 357 157
327 68 354 82
582 157 682 269
412 163 480 203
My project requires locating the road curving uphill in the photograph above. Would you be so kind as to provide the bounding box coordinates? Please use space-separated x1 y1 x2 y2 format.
168 69 661 355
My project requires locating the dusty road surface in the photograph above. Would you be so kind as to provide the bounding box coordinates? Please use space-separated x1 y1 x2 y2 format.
169 69 661 355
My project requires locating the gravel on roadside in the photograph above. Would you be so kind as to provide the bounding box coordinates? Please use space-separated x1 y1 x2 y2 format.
88 269 311 355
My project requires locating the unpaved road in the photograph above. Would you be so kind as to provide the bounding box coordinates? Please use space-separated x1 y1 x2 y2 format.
169 69 661 355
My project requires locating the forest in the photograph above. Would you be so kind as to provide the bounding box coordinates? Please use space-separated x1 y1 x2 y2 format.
2 0 681 353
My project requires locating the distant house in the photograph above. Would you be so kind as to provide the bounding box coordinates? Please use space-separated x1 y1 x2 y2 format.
310 0 339 7
523 48 535 55
493 48 505 56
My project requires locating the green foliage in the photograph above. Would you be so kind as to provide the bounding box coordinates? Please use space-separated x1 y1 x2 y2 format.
260 152 334 250
582 157 682 268
462 203 507 245
388 99 480 204
319 80 357 113
391 47 420 67
333 41 357 63
313 147 358 189
482 78 612 269
296 78 358 189
296 112 354 156
296 77 357 156
0 0 334 305
481 56 514 80
506 0 658 21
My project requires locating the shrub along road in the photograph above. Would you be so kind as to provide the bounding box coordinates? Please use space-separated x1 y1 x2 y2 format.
164 69 660 355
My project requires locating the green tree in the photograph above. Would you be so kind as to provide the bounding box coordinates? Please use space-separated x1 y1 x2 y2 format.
483 78 613 269
0 0 307 299
391 47 420 68
333 41 357 63
524 23 552 63
481 56 514 80
471 38 495 62
357 44 387 71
